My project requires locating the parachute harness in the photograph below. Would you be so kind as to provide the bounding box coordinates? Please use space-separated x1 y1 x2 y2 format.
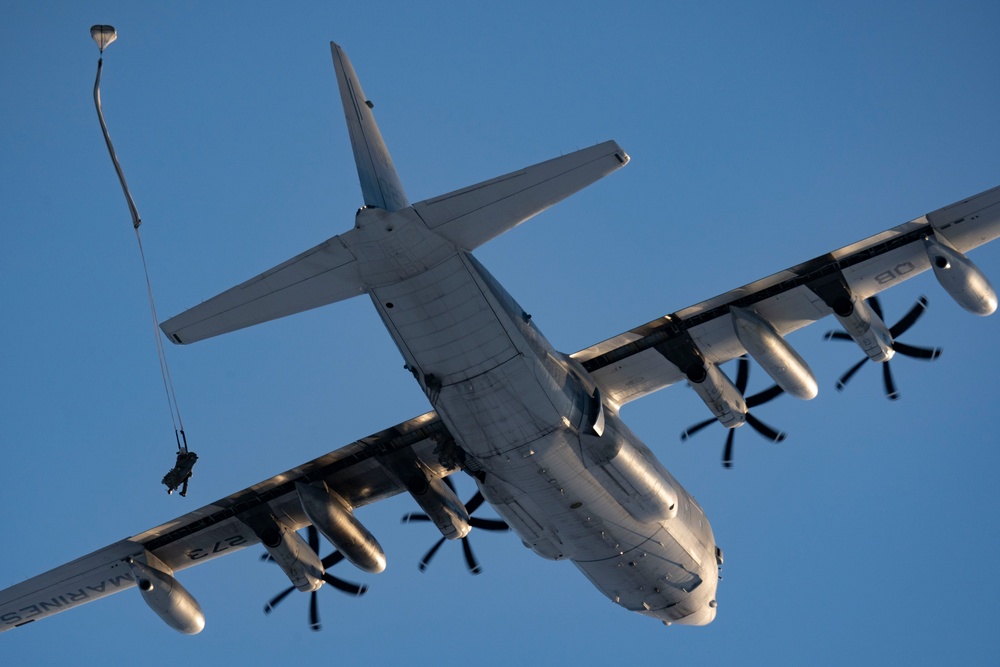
91 25 196 496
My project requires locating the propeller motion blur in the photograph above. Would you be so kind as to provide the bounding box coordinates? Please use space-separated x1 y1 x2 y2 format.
2 41 999 635
260 525 368 632
825 295 941 400
680 357 785 468
402 477 511 575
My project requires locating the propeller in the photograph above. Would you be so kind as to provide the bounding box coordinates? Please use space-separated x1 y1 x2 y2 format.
402 477 509 575
680 357 786 468
825 295 941 400
261 525 369 632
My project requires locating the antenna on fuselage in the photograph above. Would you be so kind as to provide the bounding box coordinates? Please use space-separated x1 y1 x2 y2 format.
90 25 197 496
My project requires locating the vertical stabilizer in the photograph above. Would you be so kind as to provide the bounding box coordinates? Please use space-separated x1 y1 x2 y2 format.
331 42 409 211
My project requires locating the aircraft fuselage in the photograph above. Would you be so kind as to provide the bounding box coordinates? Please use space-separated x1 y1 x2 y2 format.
345 205 719 625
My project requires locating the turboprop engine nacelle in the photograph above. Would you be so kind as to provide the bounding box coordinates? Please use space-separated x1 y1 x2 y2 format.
925 236 998 316
831 294 895 362
126 558 205 635
296 482 387 574
687 361 747 429
258 522 325 593
406 476 471 540
730 306 818 400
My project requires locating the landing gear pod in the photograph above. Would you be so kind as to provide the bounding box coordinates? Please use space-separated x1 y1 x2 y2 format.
730 306 818 400
925 236 998 316
589 439 679 523
126 558 204 635
296 482 387 574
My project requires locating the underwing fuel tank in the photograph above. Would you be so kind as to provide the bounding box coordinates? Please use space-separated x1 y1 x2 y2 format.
296 482 387 574
925 236 998 315
126 558 205 635
729 306 818 400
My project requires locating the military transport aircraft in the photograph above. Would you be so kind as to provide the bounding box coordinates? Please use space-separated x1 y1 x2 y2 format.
2 41 998 635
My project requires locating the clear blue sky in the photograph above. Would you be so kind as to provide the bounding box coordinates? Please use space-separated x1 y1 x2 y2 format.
3 2 999 665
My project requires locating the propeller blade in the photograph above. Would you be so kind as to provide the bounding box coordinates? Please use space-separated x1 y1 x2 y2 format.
747 384 783 409
260 552 275 563
681 417 717 441
735 356 750 394
827 296 939 400
889 296 929 338
869 295 884 320
746 413 786 442
321 550 345 569
307 525 320 554
722 429 736 468
309 592 321 631
469 517 509 531
464 491 486 515
461 538 482 575
264 585 295 614
824 330 853 342
323 572 368 596
261 529 370 631
406 483 506 574
418 537 447 572
893 341 941 360
836 358 869 391
882 361 899 401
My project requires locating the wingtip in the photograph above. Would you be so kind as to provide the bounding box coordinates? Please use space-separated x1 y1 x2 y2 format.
159 323 186 345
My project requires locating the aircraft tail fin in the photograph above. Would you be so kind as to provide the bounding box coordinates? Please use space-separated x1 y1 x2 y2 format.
331 42 409 212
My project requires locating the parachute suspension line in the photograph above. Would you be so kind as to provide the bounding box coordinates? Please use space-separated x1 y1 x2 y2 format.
136 230 187 451
91 26 196 495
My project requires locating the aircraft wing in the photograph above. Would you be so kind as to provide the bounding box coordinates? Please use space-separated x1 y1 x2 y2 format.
0 412 452 633
574 184 1000 406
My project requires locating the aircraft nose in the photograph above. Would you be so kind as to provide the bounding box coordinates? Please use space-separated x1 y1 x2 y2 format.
671 543 722 626
671 598 718 626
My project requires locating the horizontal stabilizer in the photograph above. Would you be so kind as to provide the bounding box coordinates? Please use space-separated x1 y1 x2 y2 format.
413 141 629 251
160 235 363 344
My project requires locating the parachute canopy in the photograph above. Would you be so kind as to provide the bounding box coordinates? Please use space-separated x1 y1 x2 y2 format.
90 25 117 53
